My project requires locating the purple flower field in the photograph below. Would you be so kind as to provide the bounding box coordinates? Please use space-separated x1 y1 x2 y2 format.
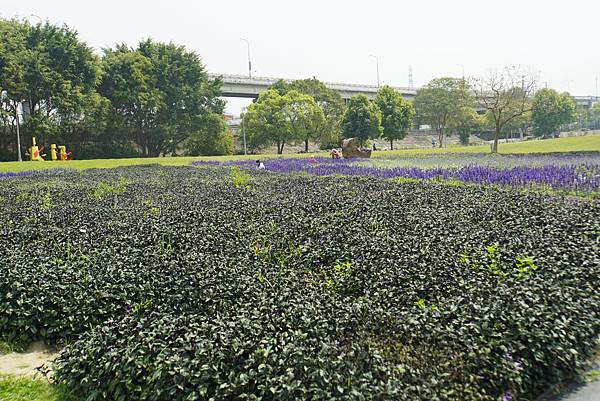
0 170 36 179
0 169 69 180
193 155 600 195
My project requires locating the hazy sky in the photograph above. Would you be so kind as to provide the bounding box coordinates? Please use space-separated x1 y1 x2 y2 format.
2 0 599 114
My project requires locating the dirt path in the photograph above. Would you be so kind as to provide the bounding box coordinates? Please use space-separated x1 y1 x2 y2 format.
0 342 58 377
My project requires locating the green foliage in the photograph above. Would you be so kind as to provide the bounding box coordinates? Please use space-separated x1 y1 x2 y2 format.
374 86 415 149
0 19 102 148
0 166 598 400
460 245 538 284
591 102 600 121
0 18 226 160
269 78 346 149
183 114 234 156
0 340 22 354
39 191 52 212
131 300 152 316
414 298 426 309
341 94 383 146
229 166 252 189
515 256 537 279
90 177 127 200
245 89 324 154
414 77 474 147
452 107 485 145
100 40 224 157
532 89 577 137
414 78 475 148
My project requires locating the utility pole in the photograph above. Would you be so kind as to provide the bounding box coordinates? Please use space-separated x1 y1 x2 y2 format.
409 65 414 88
369 55 380 88
240 38 252 79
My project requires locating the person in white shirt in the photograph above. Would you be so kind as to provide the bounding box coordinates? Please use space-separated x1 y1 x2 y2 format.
256 160 266 170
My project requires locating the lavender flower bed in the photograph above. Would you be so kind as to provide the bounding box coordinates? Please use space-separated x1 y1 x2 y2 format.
0 171 36 179
368 152 600 169
0 168 69 180
193 157 600 194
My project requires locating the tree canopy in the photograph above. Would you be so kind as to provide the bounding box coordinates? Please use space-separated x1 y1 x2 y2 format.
183 113 234 156
373 86 415 150
100 40 224 157
591 102 600 125
0 19 102 152
531 89 576 137
270 78 345 149
244 89 324 154
450 107 485 146
341 94 382 146
0 18 225 160
413 78 474 148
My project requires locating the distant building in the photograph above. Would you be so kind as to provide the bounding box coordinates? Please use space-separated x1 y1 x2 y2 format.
225 116 242 137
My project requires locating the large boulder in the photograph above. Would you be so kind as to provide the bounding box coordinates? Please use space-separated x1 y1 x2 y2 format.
341 137 372 158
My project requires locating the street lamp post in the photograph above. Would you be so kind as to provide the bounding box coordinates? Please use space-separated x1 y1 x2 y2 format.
241 107 248 155
456 64 465 81
240 38 252 79
369 54 380 88
30 14 43 24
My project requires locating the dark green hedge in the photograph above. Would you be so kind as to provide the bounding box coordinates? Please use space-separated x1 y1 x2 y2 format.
0 166 598 400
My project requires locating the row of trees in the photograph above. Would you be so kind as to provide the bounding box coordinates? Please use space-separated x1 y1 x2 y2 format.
1 18 594 160
246 69 589 155
414 71 582 152
0 18 230 161
244 81 415 153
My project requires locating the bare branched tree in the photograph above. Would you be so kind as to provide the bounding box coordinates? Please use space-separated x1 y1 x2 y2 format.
472 67 536 153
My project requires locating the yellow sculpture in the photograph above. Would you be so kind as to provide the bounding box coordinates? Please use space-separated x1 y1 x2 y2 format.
58 145 70 161
26 138 71 161
27 137 45 161
50 144 58 161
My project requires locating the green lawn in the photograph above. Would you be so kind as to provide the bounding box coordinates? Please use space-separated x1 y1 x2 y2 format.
0 377 78 401
0 134 598 173
0 154 273 173
377 134 600 157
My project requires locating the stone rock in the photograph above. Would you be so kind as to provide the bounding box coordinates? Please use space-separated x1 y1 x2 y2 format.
341 138 372 159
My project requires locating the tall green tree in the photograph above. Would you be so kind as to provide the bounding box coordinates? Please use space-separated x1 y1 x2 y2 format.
450 107 485 146
270 78 345 150
286 90 326 152
0 19 28 159
244 89 323 154
100 40 224 157
341 94 382 146
592 102 600 123
531 89 576 137
244 90 289 154
183 114 234 156
60 92 112 157
373 86 415 150
0 19 102 150
414 78 474 148
100 46 163 156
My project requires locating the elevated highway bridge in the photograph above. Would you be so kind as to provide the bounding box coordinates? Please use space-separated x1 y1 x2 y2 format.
209 73 417 101
210 73 598 110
